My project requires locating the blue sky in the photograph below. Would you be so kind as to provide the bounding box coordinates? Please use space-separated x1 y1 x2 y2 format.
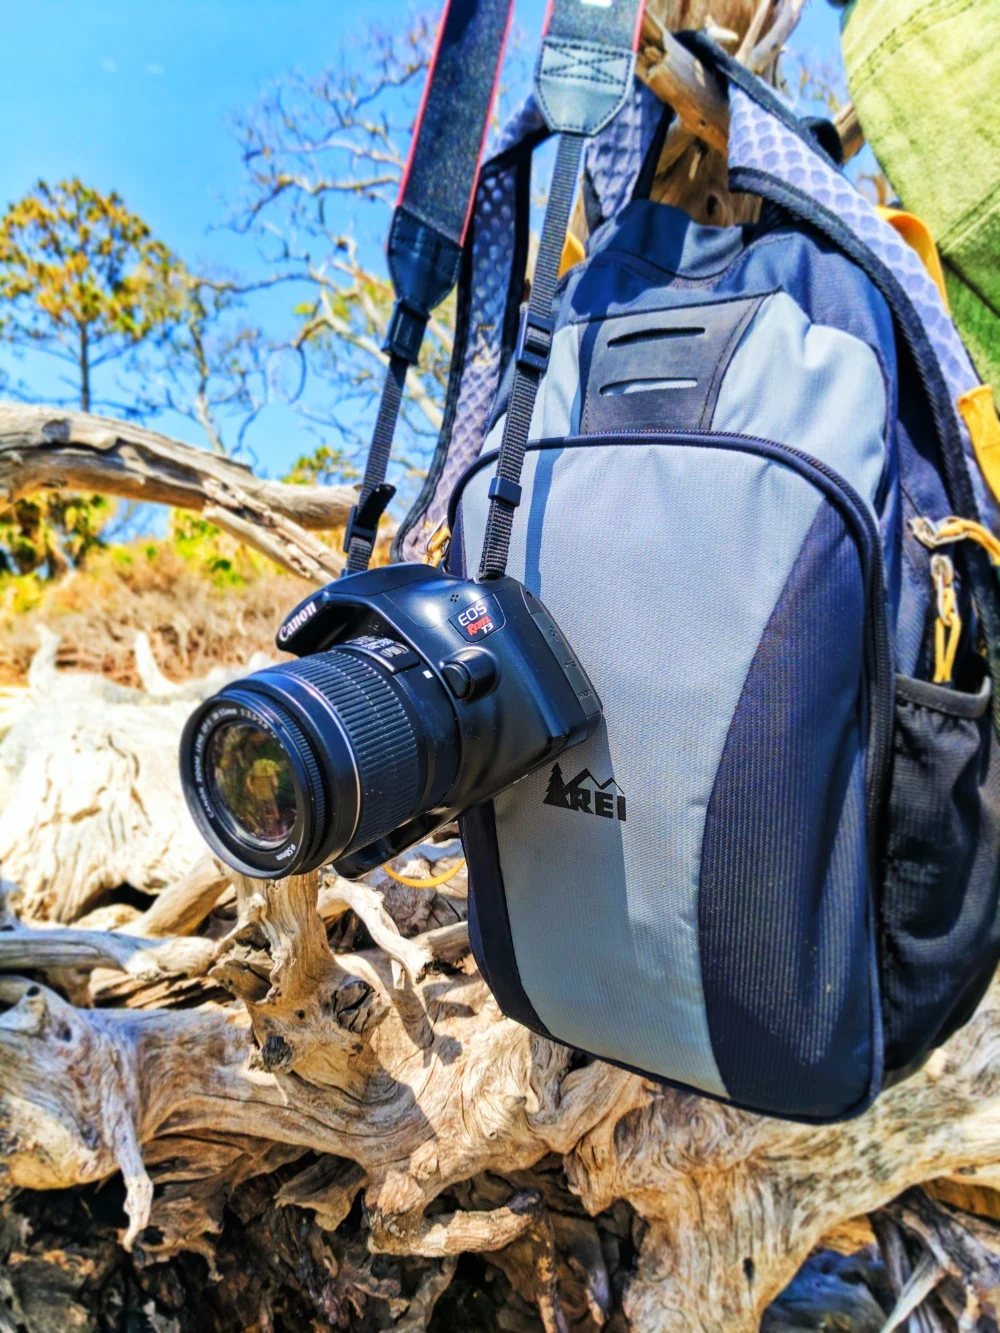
0 0 847 478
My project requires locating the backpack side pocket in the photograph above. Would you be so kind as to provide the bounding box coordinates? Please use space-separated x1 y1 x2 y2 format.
881 665 1000 1077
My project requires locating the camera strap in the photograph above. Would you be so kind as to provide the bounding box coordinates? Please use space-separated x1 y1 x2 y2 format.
343 0 515 575
477 0 645 581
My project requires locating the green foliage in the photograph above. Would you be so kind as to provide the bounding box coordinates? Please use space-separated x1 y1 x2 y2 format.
0 492 114 576
0 178 186 410
167 510 289 587
0 179 191 578
283 443 359 487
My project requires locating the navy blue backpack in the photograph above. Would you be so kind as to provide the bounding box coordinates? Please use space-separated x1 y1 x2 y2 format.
398 38 1000 1122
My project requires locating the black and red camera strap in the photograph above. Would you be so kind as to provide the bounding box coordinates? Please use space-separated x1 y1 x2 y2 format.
346 0 646 578
344 0 515 574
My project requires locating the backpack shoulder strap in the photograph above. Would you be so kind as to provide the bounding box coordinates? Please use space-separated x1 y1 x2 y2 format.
396 55 661 563
685 35 994 532
684 34 1000 714
393 95 546 563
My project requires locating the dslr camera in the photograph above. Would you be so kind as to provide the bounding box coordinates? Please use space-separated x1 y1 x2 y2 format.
179 564 602 879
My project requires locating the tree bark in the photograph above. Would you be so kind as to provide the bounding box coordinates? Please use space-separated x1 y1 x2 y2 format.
78 324 90 414
0 404 353 530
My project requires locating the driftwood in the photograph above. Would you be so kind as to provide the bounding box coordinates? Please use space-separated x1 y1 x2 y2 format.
2 637 1000 1330
0 627 273 923
638 7 864 165
0 404 349 583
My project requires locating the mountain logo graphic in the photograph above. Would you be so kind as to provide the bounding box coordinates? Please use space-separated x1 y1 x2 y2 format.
543 763 627 822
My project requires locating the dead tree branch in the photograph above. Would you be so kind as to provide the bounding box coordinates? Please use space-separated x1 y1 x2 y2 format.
0 403 350 582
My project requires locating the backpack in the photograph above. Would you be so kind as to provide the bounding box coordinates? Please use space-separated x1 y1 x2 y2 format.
399 38 1000 1123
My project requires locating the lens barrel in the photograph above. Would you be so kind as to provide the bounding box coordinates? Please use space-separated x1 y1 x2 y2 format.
180 644 456 879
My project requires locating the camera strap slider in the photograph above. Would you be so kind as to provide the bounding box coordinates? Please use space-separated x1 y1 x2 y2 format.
344 483 397 557
514 309 554 375
383 297 430 365
487 476 522 509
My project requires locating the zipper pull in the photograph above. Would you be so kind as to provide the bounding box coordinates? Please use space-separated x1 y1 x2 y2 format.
909 514 1000 567
931 553 961 685
425 519 451 569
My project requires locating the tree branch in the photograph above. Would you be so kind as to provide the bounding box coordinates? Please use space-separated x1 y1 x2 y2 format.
0 403 353 531
637 12 864 164
0 403 350 583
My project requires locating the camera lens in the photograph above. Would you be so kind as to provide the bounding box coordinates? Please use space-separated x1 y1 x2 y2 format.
180 643 460 880
205 721 298 848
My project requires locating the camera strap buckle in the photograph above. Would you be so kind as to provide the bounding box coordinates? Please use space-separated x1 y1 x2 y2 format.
344 483 397 555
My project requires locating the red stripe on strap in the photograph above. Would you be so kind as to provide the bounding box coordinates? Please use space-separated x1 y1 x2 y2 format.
631 0 646 49
396 0 455 210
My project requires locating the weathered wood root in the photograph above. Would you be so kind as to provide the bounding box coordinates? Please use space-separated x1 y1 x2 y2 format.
871 1187 1000 1332
7 835 1000 1330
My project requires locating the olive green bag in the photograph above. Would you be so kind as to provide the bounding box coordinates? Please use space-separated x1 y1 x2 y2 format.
842 0 1000 405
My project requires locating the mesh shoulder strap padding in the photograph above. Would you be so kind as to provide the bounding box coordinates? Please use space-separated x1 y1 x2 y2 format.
582 77 665 230
395 97 546 562
686 36 995 534
396 71 662 562
683 35 1000 722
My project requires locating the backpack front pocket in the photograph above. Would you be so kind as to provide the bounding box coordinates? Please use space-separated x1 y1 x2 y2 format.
452 430 892 1121
880 667 1000 1077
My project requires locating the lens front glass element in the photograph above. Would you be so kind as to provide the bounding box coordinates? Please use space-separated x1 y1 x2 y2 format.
206 720 298 848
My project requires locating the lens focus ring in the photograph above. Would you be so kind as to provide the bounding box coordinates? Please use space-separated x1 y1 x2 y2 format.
272 649 422 851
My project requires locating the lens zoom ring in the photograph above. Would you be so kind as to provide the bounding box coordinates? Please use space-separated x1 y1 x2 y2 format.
275 650 422 849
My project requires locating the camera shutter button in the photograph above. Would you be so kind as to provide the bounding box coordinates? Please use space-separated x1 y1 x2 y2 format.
441 649 498 701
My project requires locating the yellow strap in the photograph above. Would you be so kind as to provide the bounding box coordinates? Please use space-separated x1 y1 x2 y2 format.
425 522 451 568
958 384 1000 508
876 207 950 310
934 614 961 684
873 211 1000 510
382 858 466 890
558 230 585 277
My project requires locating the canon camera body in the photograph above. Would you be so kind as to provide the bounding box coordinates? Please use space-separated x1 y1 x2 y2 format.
179 564 602 880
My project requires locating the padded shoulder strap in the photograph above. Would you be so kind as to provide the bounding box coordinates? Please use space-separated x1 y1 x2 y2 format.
686 36 995 533
394 97 546 562
395 71 661 563
685 35 1000 717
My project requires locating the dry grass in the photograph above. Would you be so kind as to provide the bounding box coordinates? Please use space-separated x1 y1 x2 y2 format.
0 505 404 687
0 543 313 687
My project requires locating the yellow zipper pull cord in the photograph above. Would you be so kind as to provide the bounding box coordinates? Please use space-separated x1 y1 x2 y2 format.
931 554 961 684
909 515 1000 566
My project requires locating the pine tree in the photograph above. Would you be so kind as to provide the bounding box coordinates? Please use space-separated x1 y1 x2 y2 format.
543 762 570 809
